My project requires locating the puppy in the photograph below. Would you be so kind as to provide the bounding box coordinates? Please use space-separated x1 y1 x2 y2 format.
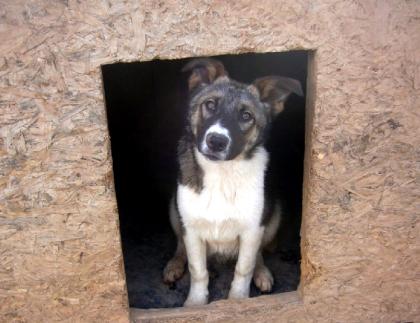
163 58 303 306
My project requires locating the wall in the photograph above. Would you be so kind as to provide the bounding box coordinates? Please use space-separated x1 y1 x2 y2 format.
0 0 419 322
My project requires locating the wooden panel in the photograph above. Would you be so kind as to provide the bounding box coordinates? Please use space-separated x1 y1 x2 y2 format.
0 0 419 321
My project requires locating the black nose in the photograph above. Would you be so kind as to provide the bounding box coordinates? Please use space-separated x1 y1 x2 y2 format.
206 133 229 152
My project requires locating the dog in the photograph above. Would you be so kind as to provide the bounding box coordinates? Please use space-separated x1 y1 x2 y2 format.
163 58 303 306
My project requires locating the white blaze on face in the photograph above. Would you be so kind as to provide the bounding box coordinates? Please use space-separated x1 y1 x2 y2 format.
201 122 231 156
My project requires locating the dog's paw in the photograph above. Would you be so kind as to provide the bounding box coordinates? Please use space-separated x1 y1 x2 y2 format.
228 285 250 300
163 259 185 284
184 293 208 307
253 266 273 292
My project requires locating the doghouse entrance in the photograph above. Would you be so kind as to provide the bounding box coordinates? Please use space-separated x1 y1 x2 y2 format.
101 51 308 309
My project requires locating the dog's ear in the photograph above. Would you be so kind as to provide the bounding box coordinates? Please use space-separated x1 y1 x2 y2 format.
182 58 228 91
252 76 303 115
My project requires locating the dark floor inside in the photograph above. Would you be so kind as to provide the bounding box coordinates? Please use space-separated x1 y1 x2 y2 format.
102 51 307 308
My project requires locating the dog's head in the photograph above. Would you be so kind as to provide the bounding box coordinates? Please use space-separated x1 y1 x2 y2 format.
183 58 303 161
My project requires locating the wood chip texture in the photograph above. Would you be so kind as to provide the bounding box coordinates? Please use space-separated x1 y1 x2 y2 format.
0 0 419 322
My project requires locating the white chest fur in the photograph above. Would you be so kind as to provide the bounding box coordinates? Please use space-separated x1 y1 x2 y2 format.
177 147 268 254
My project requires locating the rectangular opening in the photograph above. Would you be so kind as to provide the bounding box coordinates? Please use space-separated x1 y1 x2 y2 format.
102 51 308 310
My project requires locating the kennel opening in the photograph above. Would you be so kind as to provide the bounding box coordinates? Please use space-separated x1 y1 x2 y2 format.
101 51 308 309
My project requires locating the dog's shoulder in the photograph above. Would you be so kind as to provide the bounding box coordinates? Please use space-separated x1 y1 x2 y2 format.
177 135 203 193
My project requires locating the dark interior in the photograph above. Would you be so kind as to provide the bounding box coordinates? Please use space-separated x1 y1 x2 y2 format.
102 51 308 308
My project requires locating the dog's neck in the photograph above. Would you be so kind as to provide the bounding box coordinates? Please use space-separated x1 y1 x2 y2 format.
194 146 268 180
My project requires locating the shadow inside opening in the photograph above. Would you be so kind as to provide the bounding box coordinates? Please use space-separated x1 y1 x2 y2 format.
102 51 307 308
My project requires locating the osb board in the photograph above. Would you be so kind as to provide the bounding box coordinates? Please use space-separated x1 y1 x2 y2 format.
0 0 419 322
131 292 306 322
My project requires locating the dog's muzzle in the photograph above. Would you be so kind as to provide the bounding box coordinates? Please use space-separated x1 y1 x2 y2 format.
200 132 231 161
206 133 229 153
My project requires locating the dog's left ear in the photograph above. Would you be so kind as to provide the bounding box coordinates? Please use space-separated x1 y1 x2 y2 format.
252 76 303 115
182 58 228 91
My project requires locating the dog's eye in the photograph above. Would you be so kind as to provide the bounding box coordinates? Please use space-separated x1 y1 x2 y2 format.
204 99 217 113
240 111 253 122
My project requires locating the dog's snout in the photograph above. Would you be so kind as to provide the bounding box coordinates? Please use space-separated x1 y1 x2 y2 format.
206 133 229 152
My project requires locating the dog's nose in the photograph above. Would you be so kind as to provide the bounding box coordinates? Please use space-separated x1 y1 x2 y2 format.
206 133 229 152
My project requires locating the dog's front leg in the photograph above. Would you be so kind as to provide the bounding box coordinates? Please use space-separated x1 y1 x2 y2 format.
184 230 208 306
228 228 264 299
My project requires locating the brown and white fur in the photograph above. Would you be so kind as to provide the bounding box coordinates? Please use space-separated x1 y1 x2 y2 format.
163 58 303 306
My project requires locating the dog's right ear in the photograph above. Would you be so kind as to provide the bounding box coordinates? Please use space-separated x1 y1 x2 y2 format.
182 58 228 91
